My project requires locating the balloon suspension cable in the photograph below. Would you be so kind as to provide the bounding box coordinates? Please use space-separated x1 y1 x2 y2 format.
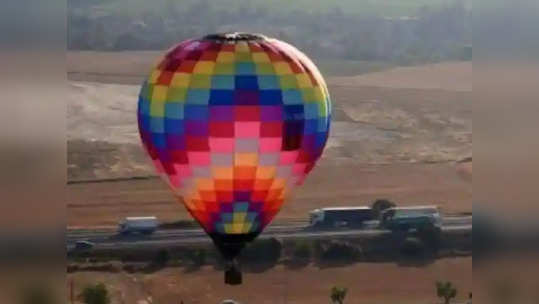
203 32 267 42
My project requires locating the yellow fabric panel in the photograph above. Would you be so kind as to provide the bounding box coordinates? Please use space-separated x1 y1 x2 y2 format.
296 73 313 88
273 62 293 75
216 52 235 63
193 61 215 74
151 85 168 103
170 73 191 88
233 212 247 223
235 41 250 52
252 52 271 63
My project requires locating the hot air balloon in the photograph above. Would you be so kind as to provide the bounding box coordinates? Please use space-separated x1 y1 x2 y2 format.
137 32 331 284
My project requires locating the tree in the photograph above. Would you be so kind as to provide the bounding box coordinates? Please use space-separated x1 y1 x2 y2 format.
330 286 348 304
321 241 361 263
417 222 442 252
240 238 282 266
152 249 170 267
80 283 110 304
371 199 396 220
436 281 457 304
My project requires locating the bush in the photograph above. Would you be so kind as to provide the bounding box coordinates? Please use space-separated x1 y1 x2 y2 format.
152 249 170 267
313 240 325 260
400 237 426 257
292 241 312 261
320 241 361 263
79 283 110 304
330 286 348 304
417 224 442 251
371 199 396 219
240 238 282 265
436 281 458 304
185 249 206 267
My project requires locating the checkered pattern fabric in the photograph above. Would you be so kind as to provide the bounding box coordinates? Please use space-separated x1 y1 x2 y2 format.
138 35 331 236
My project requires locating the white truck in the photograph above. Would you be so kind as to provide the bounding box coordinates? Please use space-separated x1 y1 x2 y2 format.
309 207 374 229
118 216 159 235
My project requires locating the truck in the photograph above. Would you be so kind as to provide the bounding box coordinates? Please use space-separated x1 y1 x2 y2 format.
118 217 159 235
309 207 374 229
379 206 442 232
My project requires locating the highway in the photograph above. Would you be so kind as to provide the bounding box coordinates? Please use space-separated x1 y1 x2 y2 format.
67 216 472 250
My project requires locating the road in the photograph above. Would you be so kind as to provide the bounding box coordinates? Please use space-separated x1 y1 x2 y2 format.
67 216 472 250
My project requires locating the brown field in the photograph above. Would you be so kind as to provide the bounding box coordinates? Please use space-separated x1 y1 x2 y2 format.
330 61 472 92
67 257 472 304
68 161 471 228
67 54 471 228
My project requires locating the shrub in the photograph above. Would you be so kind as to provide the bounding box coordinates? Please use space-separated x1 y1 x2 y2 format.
185 249 206 267
371 199 396 219
436 281 458 304
79 283 110 304
293 241 312 261
313 240 326 260
152 249 170 267
321 241 361 263
330 286 348 304
240 238 282 265
417 223 442 251
400 237 426 257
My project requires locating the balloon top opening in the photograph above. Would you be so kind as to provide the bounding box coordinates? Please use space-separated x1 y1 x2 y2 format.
203 32 267 42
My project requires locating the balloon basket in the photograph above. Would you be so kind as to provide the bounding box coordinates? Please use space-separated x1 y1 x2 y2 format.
225 263 242 285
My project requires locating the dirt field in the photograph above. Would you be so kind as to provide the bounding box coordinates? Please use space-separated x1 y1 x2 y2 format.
67 52 471 227
67 257 472 304
330 61 472 92
68 161 471 228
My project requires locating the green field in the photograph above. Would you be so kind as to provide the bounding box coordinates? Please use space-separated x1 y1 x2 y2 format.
86 0 471 18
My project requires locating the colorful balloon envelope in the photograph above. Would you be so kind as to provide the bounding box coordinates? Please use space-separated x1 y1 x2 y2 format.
137 33 331 281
